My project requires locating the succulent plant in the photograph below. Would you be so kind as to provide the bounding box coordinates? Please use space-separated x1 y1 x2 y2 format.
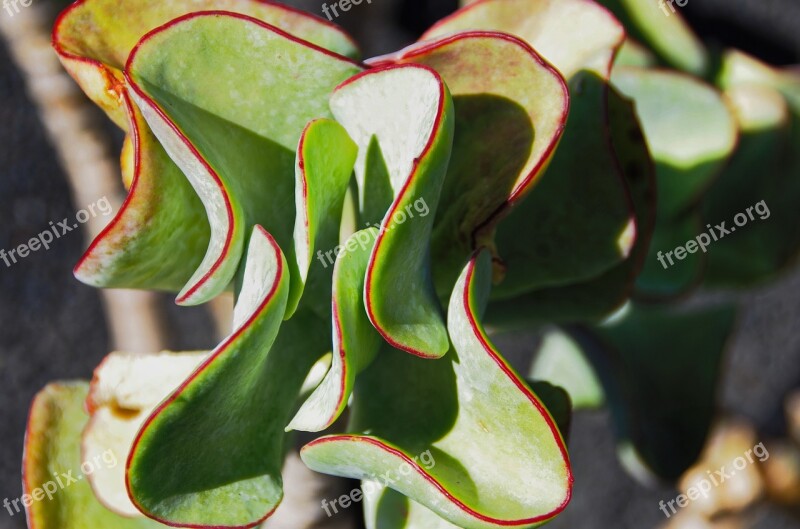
22 0 800 528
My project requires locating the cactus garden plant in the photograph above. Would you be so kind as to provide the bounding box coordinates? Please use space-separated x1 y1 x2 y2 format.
21 0 800 527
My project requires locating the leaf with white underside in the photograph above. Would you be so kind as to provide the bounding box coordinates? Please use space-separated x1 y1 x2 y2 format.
23 383 167 528
127 227 330 528
126 12 362 305
301 250 572 529
330 65 454 358
54 0 357 293
360 381 571 529
392 13 637 304
82 351 209 517
421 0 625 80
288 228 382 432
371 32 569 295
408 2 642 303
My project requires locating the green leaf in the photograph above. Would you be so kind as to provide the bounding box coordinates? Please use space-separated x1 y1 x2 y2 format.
530 329 604 410
718 50 800 111
702 52 800 286
288 228 382 432
363 483 463 529
126 12 363 305
375 32 569 297
570 303 737 481
74 100 210 292
527 381 572 440
23 382 166 528
492 71 635 299
55 0 358 293
127 227 329 527
614 39 657 69
55 0 358 73
83 351 209 517
287 118 358 318
612 67 737 298
611 67 737 221
486 82 655 326
599 0 708 75
636 213 705 299
301 250 571 529
421 0 625 80
330 65 455 358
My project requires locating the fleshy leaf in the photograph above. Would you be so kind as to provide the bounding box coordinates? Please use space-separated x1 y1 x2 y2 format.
73 98 210 292
288 228 382 432
700 52 800 286
54 0 358 76
492 71 635 299
127 227 329 527
568 303 737 481
700 87 794 286
364 483 463 529
83 351 209 517
301 250 572 529
611 67 737 221
23 383 166 528
288 118 358 317
614 38 657 69
486 82 655 326
54 0 358 126
54 0 358 292
372 32 569 295
530 329 604 410
330 65 454 358
598 0 707 75
126 12 363 305
612 67 737 298
527 381 572 441
719 50 800 110
635 214 704 298
421 0 625 80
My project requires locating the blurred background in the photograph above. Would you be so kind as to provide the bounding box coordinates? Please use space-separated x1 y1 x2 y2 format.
1 0 799 528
